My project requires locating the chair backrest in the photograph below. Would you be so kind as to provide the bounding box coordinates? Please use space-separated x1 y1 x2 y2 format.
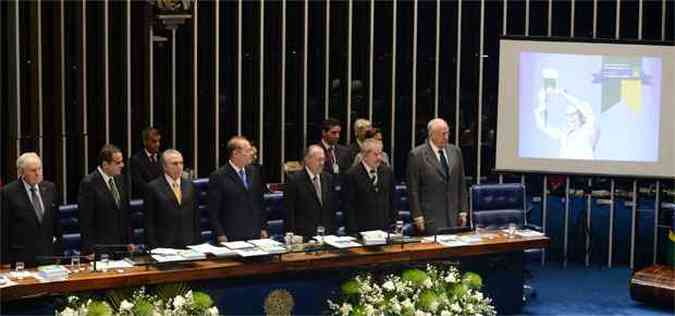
470 183 527 228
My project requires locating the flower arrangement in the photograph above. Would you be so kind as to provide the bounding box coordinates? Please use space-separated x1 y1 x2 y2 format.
328 265 496 316
56 284 219 316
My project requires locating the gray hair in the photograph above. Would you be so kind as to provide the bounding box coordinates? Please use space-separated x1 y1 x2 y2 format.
16 152 41 175
361 138 383 154
427 118 448 136
160 149 183 168
303 145 324 164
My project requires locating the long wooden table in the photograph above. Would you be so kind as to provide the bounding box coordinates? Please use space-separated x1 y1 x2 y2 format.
1 232 549 303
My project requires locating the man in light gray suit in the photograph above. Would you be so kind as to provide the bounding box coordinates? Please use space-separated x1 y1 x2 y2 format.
406 118 468 235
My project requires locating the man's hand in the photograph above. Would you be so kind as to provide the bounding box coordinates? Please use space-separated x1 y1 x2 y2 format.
414 216 425 234
127 244 136 253
260 230 269 239
217 235 228 243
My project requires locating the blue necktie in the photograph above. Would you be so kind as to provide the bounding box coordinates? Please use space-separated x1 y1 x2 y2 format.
238 169 248 189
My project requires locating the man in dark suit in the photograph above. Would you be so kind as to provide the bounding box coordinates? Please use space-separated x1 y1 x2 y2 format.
143 149 201 249
129 127 163 198
284 145 338 238
78 144 134 256
1 153 63 266
343 139 397 234
208 136 267 242
407 118 468 235
317 118 352 176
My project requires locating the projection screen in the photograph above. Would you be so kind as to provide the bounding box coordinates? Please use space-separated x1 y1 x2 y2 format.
496 39 675 178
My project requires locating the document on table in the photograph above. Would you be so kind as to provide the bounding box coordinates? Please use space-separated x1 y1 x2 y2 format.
323 235 362 249
188 243 237 257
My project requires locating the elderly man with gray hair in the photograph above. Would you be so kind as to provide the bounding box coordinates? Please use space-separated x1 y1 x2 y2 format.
143 149 201 249
1 152 63 266
343 139 398 234
284 145 338 238
406 118 468 235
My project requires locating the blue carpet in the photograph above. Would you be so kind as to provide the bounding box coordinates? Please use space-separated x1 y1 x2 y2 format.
521 263 673 315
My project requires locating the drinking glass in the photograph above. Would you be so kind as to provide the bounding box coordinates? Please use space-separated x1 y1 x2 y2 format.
100 254 109 272
15 261 24 280
507 223 518 239
70 256 81 273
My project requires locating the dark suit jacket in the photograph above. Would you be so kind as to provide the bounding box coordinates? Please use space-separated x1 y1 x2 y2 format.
78 170 133 254
284 169 337 238
406 142 468 234
129 150 162 198
1 180 63 266
342 163 398 234
207 163 266 241
144 176 201 249
349 142 361 163
318 142 352 176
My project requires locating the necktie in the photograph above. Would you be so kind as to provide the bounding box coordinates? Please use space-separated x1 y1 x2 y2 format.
29 186 44 223
369 169 378 186
172 181 182 205
238 169 249 189
312 176 323 205
109 178 121 207
328 147 336 171
439 149 449 177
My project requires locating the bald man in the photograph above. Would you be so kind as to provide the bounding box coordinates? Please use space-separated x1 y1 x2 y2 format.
284 145 338 238
1 153 63 266
407 118 468 235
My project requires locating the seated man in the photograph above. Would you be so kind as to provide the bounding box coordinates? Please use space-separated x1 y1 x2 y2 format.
1 153 63 266
78 144 134 256
129 127 163 198
284 145 337 238
343 139 397 234
144 149 201 249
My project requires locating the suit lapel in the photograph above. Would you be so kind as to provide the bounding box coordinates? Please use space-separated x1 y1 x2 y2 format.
162 176 180 207
18 181 41 225
180 179 190 205
302 170 323 207
423 143 447 179
94 172 119 210
358 163 376 193
225 164 247 191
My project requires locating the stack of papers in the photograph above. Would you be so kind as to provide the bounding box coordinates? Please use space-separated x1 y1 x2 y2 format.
515 229 545 237
94 259 134 270
37 265 69 281
360 230 388 246
323 235 362 249
0 275 16 288
150 248 206 263
423 235 469 247
221 241 270 257
187 243 237 257
248 239 287 255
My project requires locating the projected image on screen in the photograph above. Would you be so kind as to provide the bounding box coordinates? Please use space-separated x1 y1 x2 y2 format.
518 52 662 162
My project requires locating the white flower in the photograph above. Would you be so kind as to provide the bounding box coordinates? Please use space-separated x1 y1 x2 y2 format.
414 310 431 316
444 273 457 283
390 300 402 314
58 307 77 316
207 306 219 316
450 303 461 312
440 310 452 316
339 303 353 316
120 300 134 311
423 278 433 288
382 280 395 291
173 295 186 309
401 298 414 310
364 304 375 315
429 301 440 313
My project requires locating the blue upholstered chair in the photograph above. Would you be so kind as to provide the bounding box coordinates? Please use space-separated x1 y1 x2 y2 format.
470 183 528 229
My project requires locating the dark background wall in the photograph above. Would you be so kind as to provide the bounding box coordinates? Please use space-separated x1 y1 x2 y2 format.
2 0 674 204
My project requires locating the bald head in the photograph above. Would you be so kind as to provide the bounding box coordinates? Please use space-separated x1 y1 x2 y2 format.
427 118 449 147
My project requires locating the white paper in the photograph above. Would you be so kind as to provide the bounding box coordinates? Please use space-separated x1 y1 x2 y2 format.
515 229 545 237
323 235 362 249
150 248 180 255
187 243 237 257
221 241 256 250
